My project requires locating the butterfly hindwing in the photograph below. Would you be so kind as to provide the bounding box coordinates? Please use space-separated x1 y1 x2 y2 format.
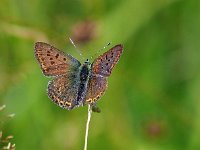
35 42 81 76
91 44 123 77
85 74 108 105
48 74 80 110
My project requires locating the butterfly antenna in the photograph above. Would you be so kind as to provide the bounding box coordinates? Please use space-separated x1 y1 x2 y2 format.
69 38 85 60
90 42 111 60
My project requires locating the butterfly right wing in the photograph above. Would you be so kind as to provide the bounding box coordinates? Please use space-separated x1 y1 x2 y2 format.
35 42 81 76
85 74 108 105
48 74 80 110
85 44 123 105
91 44 123 77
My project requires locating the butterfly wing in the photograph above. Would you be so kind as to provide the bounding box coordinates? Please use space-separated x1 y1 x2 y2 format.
85 44 123 104
85 74 108 104
91 44 123 77
35 42 81 110
35 42 81 76
48 74 80 110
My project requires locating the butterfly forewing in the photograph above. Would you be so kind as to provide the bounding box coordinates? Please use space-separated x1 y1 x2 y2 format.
35 42 81 76
48 74 80 110
91 44 123 77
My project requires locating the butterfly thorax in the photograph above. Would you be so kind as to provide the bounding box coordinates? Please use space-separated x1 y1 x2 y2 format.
76 60 91 106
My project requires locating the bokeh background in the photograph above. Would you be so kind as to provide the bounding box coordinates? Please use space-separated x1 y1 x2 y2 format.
0 0 200 149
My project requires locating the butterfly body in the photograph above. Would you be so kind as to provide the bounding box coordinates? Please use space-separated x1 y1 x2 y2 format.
75 60 91 106
35 42 123 110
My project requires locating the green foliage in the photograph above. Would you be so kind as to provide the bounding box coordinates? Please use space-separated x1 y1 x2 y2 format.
0 105 15 149
0 0 200 149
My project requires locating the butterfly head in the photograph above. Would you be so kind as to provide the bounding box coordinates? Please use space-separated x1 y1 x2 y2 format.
84 59 91 66
85 58 89 62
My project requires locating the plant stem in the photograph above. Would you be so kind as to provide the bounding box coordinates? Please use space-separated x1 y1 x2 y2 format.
84 105 92 150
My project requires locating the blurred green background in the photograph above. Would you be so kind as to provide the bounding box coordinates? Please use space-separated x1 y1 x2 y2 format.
0 0 200 149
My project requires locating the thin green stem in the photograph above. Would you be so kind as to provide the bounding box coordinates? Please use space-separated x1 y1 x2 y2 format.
84 105 92 150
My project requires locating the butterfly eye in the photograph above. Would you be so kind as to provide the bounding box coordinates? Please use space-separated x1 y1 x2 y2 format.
101 66 104 69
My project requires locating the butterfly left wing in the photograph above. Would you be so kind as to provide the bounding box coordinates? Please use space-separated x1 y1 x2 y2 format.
85 44 123 105
35 42 81 76
35 42 81 110
48 74 80 110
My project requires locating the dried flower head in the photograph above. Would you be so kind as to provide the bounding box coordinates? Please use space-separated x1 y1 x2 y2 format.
0 105 16 150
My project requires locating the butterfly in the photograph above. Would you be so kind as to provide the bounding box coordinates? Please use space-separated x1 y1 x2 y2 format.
34 42 123 110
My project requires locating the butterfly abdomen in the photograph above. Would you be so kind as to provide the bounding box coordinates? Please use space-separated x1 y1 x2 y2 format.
76 62 91 106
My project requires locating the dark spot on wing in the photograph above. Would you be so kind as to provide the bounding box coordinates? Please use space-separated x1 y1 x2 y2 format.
55 53 59 58
111 52 114 58
51 61 55 65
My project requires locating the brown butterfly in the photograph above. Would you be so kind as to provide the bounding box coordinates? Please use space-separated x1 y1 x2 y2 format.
34 42 123 110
